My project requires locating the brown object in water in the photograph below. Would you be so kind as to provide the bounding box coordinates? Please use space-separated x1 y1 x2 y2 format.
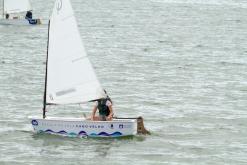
36 19 41 25
137 116 150 135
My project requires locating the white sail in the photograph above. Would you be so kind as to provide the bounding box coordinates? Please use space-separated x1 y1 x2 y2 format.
46 0 105 105
4 0 32 14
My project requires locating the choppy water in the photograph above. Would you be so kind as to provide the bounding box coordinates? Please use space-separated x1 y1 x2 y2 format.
0 0 247 164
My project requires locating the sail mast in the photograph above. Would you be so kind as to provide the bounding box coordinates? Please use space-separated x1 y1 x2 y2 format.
43 20 50 119
2 0 4 19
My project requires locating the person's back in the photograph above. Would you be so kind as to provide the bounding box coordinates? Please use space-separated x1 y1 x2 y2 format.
90 91 113 121
97 97 112 121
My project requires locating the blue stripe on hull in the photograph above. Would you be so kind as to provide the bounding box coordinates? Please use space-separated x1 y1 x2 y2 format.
38 129 123 137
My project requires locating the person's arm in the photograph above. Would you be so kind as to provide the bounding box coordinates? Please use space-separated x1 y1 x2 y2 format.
107 105 113 120
91 105 97 121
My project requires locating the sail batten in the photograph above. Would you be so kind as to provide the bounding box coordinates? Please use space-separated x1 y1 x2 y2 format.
4 0 32 14
45 0 104 105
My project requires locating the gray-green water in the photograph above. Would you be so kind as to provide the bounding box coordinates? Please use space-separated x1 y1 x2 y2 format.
0 0 247 164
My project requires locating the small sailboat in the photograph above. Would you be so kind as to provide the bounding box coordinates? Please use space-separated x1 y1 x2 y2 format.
0 0 41 25
29 0 149 138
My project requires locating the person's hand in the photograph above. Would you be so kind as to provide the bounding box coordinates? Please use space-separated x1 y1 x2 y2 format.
91 116 94 121
107 115 112 120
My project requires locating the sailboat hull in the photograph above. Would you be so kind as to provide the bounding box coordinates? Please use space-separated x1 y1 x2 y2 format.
0 18 41 25
29 116 137 137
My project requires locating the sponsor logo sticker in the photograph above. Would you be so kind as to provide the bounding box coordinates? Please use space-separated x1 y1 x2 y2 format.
31 120 38 126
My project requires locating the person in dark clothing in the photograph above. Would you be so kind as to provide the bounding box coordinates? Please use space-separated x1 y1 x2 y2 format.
90 90 113 121
25 10 39 25
5 14 9 19
25 11 33 19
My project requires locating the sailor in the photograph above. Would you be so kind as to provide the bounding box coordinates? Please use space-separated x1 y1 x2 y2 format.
90 90 114 121
5 14 9 19
25 10 38 24
25 10 33 19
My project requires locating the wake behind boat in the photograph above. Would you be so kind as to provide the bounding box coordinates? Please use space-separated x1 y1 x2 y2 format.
29 0 149 138
0 0 41 25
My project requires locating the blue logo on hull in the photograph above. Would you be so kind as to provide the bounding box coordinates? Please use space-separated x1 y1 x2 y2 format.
31 120 38 126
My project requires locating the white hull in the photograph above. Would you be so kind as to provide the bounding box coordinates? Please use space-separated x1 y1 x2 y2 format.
29 116 137 137
0 18 41 25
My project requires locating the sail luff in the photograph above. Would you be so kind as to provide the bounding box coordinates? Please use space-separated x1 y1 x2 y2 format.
43 20 50 119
